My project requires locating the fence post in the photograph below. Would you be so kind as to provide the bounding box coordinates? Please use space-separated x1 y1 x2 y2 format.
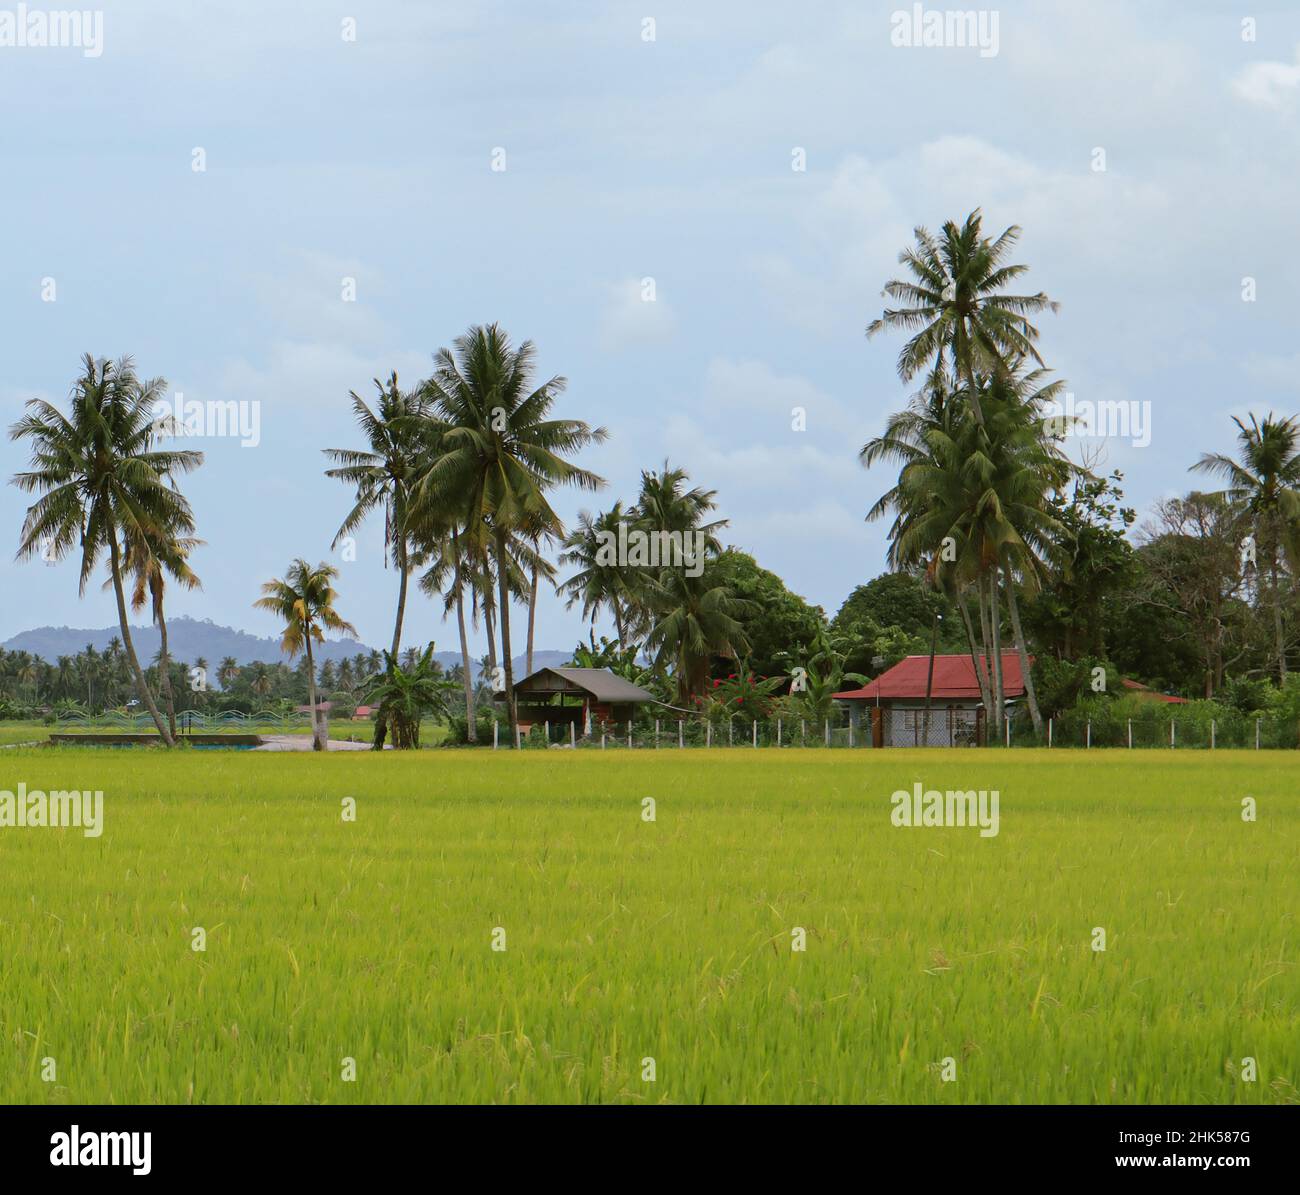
1127 718 1132 749
849 720 854 748
824 719 830 746
1211 719 1215 750
1170 720 1175 749
1255 718 1261 750
1047 717 1052 748
679 719 684 749
655 718 660 748
752 720 757 747
1005 718 1011 748
801 719 806 746
777 718 782 747
628 723 633 749
493 720 499 750
570 721 576 747
1086 720 1091 749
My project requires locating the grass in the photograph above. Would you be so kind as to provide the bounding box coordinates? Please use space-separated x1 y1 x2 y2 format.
0 747 1295 1104
0 719 448 747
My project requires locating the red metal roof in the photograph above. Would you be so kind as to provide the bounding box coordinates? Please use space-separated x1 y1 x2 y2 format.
834 653 1025 701
1120 678 1189 704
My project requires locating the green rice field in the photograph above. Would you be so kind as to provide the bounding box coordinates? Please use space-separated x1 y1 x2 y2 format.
0 747 1295 1104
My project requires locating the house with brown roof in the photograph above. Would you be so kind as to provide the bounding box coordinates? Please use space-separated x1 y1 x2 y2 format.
498 666 658 733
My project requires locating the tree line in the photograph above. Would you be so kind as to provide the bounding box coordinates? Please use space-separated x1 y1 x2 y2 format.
9 219 1298 748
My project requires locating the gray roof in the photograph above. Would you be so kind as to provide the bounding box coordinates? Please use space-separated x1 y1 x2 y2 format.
514 666 657 703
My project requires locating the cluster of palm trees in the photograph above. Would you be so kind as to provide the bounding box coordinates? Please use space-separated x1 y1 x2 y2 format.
861 210 1073 738
556 462 747 703
313 323 607 747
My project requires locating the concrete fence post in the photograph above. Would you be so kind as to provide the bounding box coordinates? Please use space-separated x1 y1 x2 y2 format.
1127 718 1132 749
752 720 757 747
493 720 498 750
678 719 684 749
1086 720 1091 749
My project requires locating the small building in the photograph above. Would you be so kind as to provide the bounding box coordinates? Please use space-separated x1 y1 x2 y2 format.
833 653 1025 747
352 705 377 721
501 666 657 733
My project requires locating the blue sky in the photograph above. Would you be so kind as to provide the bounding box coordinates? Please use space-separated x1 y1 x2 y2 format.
3 0 1300 655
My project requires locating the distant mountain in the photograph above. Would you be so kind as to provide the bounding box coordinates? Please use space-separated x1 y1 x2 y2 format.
1 617 572 678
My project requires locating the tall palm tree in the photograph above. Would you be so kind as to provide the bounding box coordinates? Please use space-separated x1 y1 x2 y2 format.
324 372 431 748
1192 413 1300 681
120 530 202 738
415 323 607 734
416 522 481 741
9 354 203 746
254 559 357 751
867 210 1057 428
862 365 1074 736
217 656 240 690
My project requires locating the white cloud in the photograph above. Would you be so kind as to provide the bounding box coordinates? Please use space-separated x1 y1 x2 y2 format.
1232 49 1300 109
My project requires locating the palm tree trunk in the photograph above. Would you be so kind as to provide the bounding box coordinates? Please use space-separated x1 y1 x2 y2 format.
1002 553 1043 736
494 527 517 738
612 598 626 650
453 532 477 744
526 564 538 676
306 637 324 751
108 536 173 746
974 580 997 733
373 538 409 751
957 587 993 721
158 604 177 739
1272 542 1287 682
988 572 1005 736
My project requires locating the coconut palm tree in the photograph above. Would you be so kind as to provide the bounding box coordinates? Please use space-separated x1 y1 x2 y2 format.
1192 413 1300 681
9 354 203 746
862 365 1075 736
254 559 357 750
324 372 432 748
867 210 1058 428
644 566 754 704
218 656 240 690
416 523 481 741
120 530 202 738
559 503 639 647
415 323 607 734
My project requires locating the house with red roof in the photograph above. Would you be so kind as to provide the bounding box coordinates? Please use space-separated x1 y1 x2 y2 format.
833 653 1024 747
